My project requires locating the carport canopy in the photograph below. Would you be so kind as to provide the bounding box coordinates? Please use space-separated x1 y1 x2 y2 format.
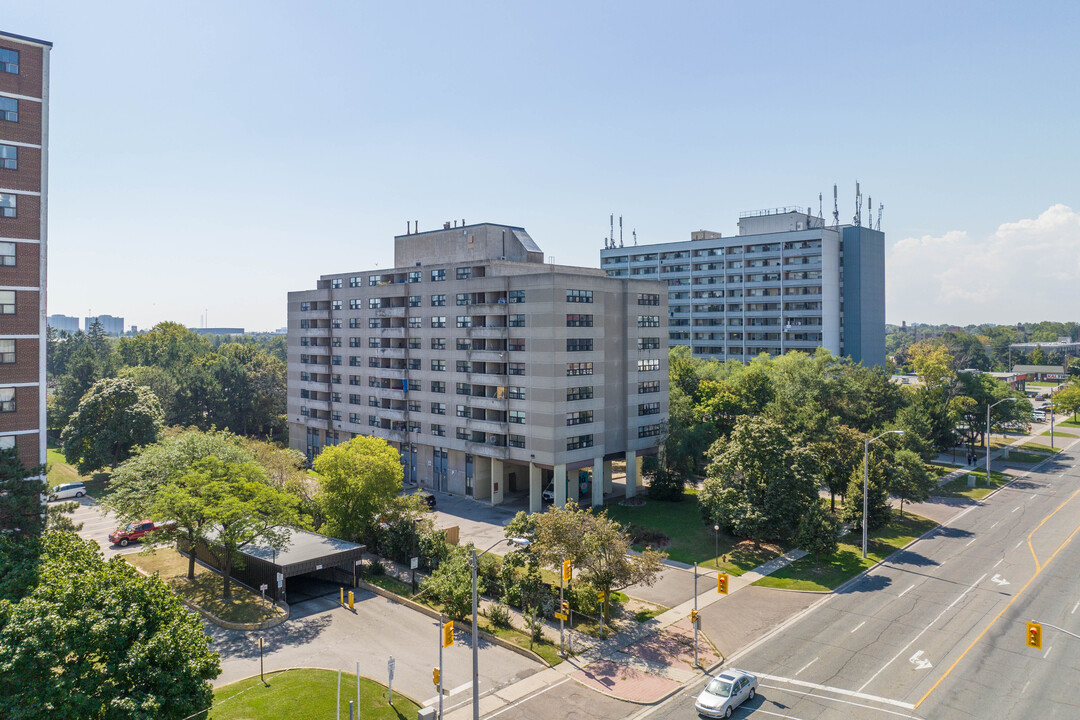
243 528 366 579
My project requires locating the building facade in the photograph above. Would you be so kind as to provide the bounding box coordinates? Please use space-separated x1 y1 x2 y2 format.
600 208 885 368
84 314 124 336
0 30 50 472
47 313 78 333
287 223 669 511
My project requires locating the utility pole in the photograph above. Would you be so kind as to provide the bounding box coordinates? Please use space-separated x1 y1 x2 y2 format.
693 562 699 668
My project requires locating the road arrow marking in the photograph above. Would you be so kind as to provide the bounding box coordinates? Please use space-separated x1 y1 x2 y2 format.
991 574 1010 586
909 651 933 670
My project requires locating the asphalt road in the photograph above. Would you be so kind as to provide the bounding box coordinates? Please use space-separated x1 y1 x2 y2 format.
636 436 1080 720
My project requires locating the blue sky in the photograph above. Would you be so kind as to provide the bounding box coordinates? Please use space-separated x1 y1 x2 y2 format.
5 1 1078 330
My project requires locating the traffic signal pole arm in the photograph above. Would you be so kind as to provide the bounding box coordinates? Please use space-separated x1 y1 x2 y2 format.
1031 620 1080 642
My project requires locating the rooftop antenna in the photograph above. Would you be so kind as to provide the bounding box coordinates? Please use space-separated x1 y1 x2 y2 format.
876 203 884 231
619 216 623 248
853 181 862 227
818 192 823 220
633 228 637 246
832 184 839 229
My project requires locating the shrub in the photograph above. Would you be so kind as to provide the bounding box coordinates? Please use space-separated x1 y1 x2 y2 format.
367 559 386 576
485 603 512 629
625 523 668 547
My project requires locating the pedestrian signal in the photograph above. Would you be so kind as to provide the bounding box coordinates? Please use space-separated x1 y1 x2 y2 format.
432 667 440 686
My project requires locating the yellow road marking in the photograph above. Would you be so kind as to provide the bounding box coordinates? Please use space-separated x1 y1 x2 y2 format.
916 486 1080 707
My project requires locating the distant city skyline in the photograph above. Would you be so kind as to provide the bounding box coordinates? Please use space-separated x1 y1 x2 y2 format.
6 1 1078 331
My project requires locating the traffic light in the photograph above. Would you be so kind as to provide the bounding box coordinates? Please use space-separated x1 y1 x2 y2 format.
1027 622 1042 649
597 590 606 602
432 667 440 686
561 600 570 615
690 609 699 626
443 620 454 648
562 559 572 583
717 573 729 595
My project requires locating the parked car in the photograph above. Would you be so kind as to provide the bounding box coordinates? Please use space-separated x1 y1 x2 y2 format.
542 483 555 503
418 490 437 509
108 520 173 547
695 669 758 718
48 481 86 501
1033 410 1047 422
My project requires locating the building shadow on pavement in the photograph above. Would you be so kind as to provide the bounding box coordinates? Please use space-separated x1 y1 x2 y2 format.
209 611 333 660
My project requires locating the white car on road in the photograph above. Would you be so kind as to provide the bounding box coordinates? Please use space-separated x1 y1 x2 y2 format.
695 669 758 718
48 481 87 501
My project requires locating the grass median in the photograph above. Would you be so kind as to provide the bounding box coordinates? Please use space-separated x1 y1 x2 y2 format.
752 513 937 592
208 668 417 720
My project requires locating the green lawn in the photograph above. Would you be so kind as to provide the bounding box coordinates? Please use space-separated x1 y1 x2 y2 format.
752 513 937 592
934 469 1011 500
208 669 418 720
46 447 111 499
601 489 783 573
127 548 283 625
1019 442 1060 453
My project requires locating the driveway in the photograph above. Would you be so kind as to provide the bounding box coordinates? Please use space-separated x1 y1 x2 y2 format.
209 588 544 705
426 491 522 551
67 497 144 560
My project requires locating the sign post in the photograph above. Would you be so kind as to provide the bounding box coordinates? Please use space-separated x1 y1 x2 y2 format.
387 655 395 705
559 558 570 655
260 583 268 609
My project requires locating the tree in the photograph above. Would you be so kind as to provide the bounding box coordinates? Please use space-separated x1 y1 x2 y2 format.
0 449 46 537
841 455 891 532
908 341 956 392
0 531 219 720
61 377 164 474
1053 383 1080 422
889 449 935 517
240 437 322 529
314 435 404 543
118 365 178 422
420 544 474 620
795 499 839 560
107 428 252 521
526 501 665 618
179 458 298 599
812 423 863 511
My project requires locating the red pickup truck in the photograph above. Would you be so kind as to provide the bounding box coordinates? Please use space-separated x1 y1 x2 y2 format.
109 520 173 547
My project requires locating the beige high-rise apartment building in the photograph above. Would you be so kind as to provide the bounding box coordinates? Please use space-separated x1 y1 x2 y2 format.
0 30 50 473
287 222 668 511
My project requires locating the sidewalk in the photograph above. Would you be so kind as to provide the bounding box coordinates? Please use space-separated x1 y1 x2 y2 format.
441 548 808 717
933 430 1046 487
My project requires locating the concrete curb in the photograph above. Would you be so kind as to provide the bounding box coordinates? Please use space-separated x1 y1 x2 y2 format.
359 580 552 668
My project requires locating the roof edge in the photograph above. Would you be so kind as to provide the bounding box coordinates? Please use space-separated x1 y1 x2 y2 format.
0 30 53 48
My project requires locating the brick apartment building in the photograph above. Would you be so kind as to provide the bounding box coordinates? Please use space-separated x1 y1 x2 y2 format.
0 31 51 472
287 222 669 512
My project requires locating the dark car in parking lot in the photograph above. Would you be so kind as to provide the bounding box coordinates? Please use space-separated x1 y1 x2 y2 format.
418 490 437 509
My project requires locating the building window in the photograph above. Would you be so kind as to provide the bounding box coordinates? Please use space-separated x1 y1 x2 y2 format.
431 316 446 328
300 371 311 381
456 316 472 328
456 404 470 418
0 144 16 170
638 423 663 438
408 400 421 413
456 427 470 440
300 407 309 417
509 410 526 424
431 424 446 437
0 97 17 122
0 242 15 266
368 357 380 368
431 269 446 282
349 356 362 367
368 275 382 286
508 386 526 400
368 396 379 407
508 339 525 352
331 411 342 421
0 193 16 218
567 434 594 451
456 360 472 373
0 290 14 314
349 393 362 405
409 295 421 307
300 337 311 347
509 290 525 304
566 362 593 376
0 340 13 364
330 278 342 289
0 48 17 74
639 402 661 416
368 318 380 328
349 318 362 328
0 388 15 412
456 293 471 306
508 314 526 327
431 381 446 393
566 338 593 352
638 337 662 350
566 314 593 328
408 358 421 370
331 374 341 384
509 434 526 449
349 375 362 385
330 337 342 347
431 359 446 371
567 410 593 426
349 413 361 424
300 301 311 311
368 297 382 309
408 317 422 328
637 315 660 327
407 421 421 433
431 402 446 415
638 380 660 393
456 338 470 350
409 270 422 283
349 337 362 348
348 299 361 310
431 337 446 350
431 294 446 306
456 267 471 280
637 293 660 306
508 362 525 376
567 386 593 401
331 300 342 310
368 415 378 427
331 355 342 366
350 276 361 287
366 337 379 348
408 338 421 350
566 289 593 303
637 359 660 372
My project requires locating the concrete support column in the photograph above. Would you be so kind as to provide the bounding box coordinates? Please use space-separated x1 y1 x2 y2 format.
554 464 567 506
529 462 542 514
474 455 492 500
603 460 613 495
625 450 638 499
490 457 504 506
591 457 604 507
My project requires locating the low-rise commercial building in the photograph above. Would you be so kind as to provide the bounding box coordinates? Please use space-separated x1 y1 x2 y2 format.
287 222 669 511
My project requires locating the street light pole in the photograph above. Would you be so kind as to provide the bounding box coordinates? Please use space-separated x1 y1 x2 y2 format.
987 398 1017 490
863 430 904 559
713 524 719 568
471 537 529 720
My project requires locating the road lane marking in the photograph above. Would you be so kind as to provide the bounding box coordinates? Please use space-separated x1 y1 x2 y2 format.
757 684 923 719
795 657 818 676
1072 601 1079 614
908 650 932 670
966 538 977 547
733 705 804 720
916 487 1080 708
990 574 1010 586
897 584 915 598
990 521 999 529
993 559 1003 569
483 677 570 719
1044 646 1053 659
858 573 986 693
1013 506 1022 512
755 673 915 710
1022 680 1031 695
851 620 866 633
1015 539 1025 549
